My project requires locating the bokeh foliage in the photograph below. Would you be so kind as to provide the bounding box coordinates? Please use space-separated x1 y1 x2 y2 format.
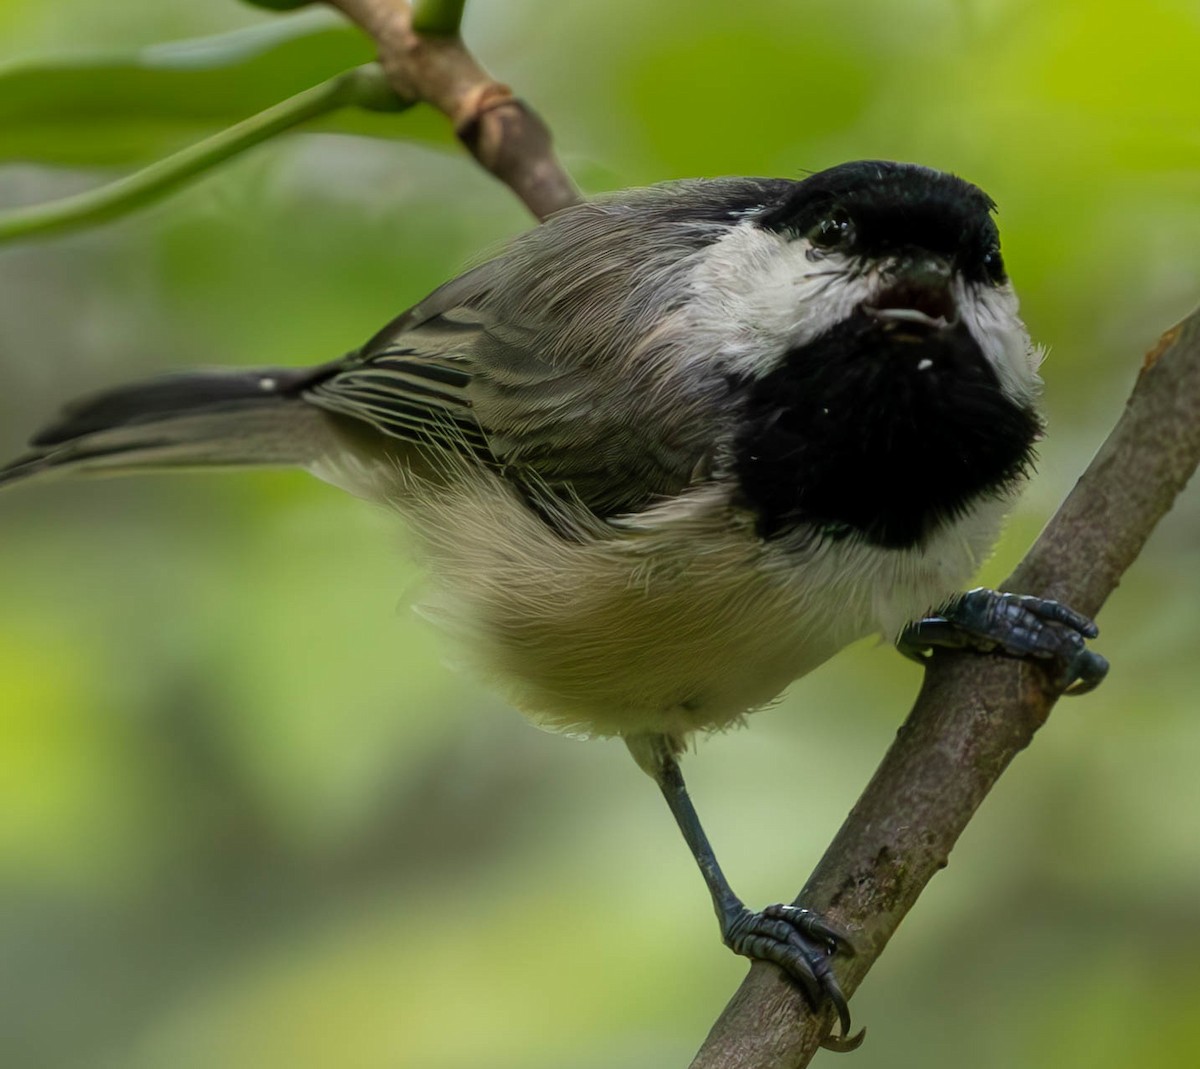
1 1 1199 1067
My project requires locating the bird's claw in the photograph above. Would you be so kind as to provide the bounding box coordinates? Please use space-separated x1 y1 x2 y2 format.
722 903 864 1051
899 587 1108 695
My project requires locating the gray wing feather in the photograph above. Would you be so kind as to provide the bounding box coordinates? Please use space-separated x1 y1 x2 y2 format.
304 179 784 516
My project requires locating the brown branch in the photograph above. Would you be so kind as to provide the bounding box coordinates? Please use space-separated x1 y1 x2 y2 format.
322 0 582 220
691 308 1200 1068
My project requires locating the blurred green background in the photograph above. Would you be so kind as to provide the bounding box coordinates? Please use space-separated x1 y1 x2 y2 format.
2 1 1199 1066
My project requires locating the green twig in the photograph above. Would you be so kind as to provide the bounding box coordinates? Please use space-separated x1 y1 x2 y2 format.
411 0 467 37
0 64 407 244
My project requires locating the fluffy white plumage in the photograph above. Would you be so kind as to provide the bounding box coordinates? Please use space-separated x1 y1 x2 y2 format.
310 207 1039 745
393 468 1017 742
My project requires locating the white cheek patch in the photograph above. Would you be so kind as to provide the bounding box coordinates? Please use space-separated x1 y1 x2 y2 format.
958 280 1043 404
683 224 874 377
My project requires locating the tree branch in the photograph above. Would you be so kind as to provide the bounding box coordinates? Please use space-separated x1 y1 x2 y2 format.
691 308 1200 1068
323 0 582 220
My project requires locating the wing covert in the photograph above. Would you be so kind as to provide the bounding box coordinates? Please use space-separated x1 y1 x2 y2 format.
301 183 768 517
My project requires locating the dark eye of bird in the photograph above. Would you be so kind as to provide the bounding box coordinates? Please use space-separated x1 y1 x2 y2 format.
982 245 1005 283
807 208 855 249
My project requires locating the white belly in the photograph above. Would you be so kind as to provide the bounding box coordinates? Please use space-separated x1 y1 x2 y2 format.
394 473 1014 743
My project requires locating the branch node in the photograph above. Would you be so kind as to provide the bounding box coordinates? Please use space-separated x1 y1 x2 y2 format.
452 80 517 135
325 0 582 219
1145 322 1182 371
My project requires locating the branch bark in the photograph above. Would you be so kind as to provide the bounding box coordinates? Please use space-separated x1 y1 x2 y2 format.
690 309 1200 1067
323 0 582 220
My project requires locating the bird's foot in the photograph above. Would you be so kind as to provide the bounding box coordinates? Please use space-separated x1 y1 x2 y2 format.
721 902 863 1051
899 587 1108 694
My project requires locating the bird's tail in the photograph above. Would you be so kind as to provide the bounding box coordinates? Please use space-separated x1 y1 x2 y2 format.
0 366 337 489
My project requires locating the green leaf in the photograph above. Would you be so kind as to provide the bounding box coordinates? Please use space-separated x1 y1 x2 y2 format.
0 66 413 245
0 12 452 168
411 0 468 36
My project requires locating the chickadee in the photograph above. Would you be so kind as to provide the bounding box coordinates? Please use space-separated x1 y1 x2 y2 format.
0 160 1106 1043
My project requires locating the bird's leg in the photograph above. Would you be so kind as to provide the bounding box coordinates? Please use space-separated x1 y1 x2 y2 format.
898 587 1108 694
627 734 860 1050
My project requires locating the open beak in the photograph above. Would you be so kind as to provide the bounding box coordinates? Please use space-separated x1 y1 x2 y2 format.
862 257 959 334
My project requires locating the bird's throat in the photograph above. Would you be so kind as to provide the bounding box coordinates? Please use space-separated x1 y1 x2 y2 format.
731 312 1041 549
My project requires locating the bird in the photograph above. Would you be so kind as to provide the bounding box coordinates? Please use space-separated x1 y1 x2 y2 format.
0 159 1107 1045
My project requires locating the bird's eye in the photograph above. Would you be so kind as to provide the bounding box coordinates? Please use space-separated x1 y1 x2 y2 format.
982 245 1006 283
807 208 855 249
